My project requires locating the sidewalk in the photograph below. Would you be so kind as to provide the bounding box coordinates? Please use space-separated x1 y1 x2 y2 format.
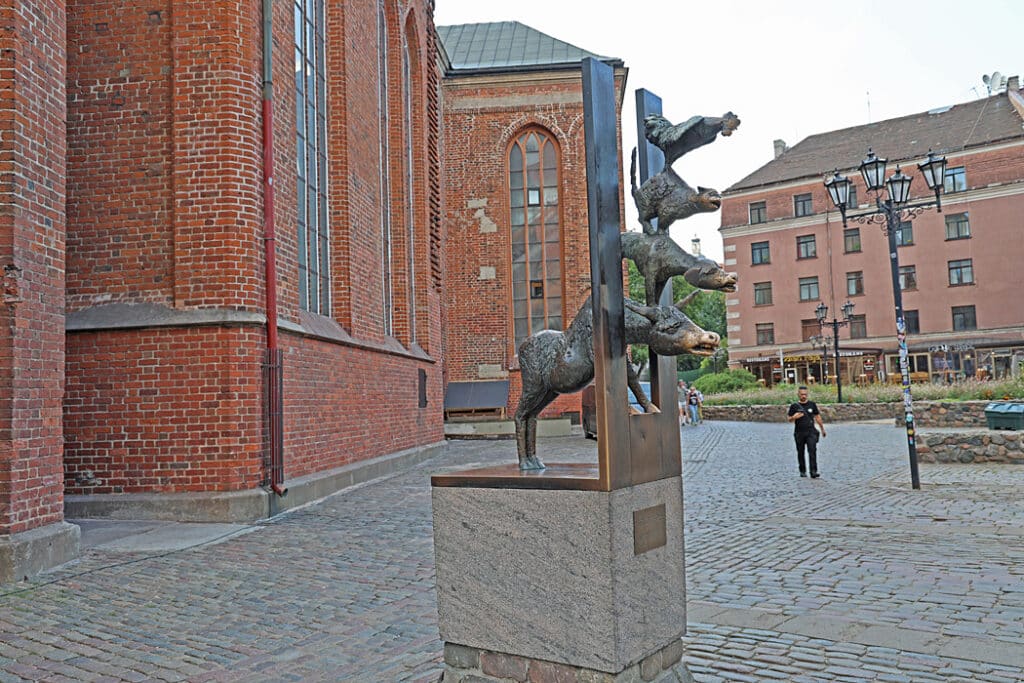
1 422 1022 682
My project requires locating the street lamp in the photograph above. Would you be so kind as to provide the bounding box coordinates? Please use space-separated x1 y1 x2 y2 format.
814 300 855 403
824 148 948 490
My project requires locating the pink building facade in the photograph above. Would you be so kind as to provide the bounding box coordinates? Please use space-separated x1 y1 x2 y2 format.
721 82 1024 387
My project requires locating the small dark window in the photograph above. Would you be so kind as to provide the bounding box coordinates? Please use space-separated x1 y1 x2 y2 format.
530 280 544 299
794 193 813 217
753 281 773 306
849 314 867 339
895 221 913 247
945 213 970 240
843 228 861 253
847 271 864 296
952 305 976 331
798 276 819 301
904 309 920 334
749 201 767 224
796 234 816 259
756 323 774 345
898 265 916 291
751 241 770 265
948 259 974 286
800 318 819 342
943 166 966 193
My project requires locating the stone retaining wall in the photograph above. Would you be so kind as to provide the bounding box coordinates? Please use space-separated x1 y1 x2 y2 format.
918 430 1024 464
702 400 991 426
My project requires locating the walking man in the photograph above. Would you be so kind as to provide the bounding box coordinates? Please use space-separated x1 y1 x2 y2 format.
787 385 826 478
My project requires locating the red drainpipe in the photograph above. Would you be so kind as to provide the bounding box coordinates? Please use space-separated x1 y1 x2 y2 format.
263 0 286 497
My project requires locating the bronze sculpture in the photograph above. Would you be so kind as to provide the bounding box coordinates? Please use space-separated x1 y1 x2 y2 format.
511 108 739 470
514 293 718 470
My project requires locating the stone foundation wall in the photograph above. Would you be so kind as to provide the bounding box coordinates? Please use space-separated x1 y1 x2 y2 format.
440 640 692 683
918 430 1024 464
702 401 991 426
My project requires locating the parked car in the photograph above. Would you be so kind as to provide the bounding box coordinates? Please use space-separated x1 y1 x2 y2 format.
581 381 652 440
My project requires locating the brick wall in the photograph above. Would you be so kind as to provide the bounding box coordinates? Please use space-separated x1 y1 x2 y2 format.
64 327 263 494
62 0 444 499
441 70 626 418
0 0 67 535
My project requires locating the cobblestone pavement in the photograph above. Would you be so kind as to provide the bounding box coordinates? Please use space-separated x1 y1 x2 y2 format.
1 421 1023 682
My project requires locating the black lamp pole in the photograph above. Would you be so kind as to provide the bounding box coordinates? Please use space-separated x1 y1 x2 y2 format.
815 301 853 403
824 149 947 490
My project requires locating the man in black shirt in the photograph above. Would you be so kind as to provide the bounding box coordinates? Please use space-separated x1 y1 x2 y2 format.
787 385 827 478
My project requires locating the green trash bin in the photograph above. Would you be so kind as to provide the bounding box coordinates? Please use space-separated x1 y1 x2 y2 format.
984 402 1024 430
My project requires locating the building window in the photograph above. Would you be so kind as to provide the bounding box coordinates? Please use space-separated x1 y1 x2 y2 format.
401 35 417 343
794 193 813 217
756 323 775 345
800 318 819 342
943 166 966 194
751 241 770 265
296 0 330 315
849 314 867 339
904 309 920 334
796 234 816 259
846 184 858 209
798 276 819 301
898 265 916 291
510 129 562 350
847 271 864 296
948 258 974 286
749 201 767 224
895 221 913 246
945 213 970 240
753 281 773 306
843 227 861 253
952 305 976 331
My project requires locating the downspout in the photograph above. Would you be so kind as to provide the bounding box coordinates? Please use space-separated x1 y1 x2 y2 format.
263 0 286 497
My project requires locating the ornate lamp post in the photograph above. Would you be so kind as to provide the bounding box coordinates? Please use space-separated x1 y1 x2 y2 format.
814 300 854 403
824 149 947 490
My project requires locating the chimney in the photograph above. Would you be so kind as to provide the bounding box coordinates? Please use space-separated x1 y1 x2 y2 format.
773 139 788 159
1008 75 1020 91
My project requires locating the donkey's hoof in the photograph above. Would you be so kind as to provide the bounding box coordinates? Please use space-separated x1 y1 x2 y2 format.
519 457 546 471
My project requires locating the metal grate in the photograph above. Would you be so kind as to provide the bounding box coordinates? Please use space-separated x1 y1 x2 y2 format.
261 348 284 491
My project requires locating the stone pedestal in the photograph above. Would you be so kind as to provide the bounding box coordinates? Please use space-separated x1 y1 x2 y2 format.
432 474 691 680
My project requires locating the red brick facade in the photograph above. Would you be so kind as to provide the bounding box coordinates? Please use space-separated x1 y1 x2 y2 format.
0 0 68 536
721 90 1024 386
2 0 445 571
441 68 627 418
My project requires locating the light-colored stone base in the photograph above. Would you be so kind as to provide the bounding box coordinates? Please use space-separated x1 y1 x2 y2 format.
0 521 81 584
432 476 686 673
65 441 446 522
440 640 695 682
445 418 571 438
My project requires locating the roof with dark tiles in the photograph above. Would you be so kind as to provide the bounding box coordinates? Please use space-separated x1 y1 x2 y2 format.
728 90 1024 193
437 21 621 75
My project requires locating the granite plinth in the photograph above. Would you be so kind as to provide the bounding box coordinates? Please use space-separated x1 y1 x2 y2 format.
432 474 686 673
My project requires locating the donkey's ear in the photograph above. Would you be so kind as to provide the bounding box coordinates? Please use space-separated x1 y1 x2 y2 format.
624 298 659 322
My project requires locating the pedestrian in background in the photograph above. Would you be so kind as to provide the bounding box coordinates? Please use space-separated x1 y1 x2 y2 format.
678 380 690 426
687 386 702 425
787 385 826 478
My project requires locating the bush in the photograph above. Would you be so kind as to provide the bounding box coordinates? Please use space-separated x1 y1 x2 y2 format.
701 375 1024 405
693 369 760 395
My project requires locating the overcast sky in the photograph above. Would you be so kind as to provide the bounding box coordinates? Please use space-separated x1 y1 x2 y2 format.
434 0 1022 262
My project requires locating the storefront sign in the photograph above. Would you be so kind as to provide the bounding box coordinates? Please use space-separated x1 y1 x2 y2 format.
929 343 975 353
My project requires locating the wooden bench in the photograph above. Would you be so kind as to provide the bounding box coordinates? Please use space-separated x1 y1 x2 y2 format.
444 380 510 420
